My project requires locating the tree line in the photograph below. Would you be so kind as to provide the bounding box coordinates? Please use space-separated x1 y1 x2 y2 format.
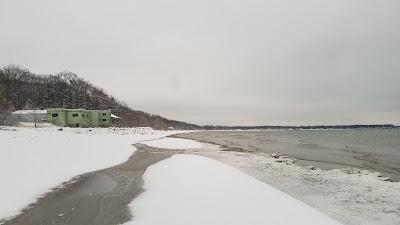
0 64 200 129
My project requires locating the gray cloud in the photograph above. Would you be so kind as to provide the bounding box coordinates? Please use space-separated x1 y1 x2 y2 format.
1 0 399 125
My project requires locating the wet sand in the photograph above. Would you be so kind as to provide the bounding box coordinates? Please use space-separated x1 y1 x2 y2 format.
3 144 184 225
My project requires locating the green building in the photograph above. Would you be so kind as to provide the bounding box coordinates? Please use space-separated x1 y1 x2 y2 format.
47 108 112 127
88 110 112 127
47 108 68 127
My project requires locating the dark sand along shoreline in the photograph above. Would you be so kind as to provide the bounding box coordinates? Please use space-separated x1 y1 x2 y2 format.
3 144 184 225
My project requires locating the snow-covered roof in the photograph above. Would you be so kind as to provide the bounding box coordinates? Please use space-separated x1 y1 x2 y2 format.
12 110 47 115
111 114 120 119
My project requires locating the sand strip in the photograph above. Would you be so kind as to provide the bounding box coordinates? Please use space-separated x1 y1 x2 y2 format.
3 144 184 225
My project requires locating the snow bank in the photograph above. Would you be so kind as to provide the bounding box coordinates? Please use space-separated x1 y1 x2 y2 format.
141 137 203 149
199 150 400 225
0 127 183 221
126 154 342 225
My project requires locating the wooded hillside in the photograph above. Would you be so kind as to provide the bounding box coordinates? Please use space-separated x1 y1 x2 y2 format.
0 65 200 130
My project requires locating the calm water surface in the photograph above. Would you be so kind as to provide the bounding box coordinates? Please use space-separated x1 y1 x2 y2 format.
180 129 400 181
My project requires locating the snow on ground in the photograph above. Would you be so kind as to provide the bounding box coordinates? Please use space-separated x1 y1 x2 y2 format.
126 154 342 225
0 126 184 221
196 150 400 225
142 137 400 225
141 137 204 149
16 122 56 127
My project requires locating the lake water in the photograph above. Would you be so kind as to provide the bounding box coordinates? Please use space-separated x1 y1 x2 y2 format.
178 129 400 181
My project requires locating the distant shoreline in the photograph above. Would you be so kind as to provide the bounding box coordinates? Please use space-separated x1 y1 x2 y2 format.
200 124 398 130
172 130 400 182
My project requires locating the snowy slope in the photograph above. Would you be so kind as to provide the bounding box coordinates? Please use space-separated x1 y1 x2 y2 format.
0 127 182 221
126 154 342 225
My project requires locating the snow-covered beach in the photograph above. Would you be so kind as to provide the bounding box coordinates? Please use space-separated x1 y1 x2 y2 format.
1 127 399 225
125 153 342 225
168 133 400 225
0 127 181 222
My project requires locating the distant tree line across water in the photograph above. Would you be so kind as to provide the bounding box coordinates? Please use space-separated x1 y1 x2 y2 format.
0 64 396 130
0 64 199 129
201 124 397 130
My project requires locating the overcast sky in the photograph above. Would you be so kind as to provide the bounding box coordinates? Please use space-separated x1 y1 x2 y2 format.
1 0 399 125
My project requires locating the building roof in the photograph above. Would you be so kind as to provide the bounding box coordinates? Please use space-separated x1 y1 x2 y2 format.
12 110 47 115
47 108 112 113
111 114 120 119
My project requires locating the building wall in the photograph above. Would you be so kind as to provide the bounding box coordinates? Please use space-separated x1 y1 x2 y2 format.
103 111 112 127
66 110 91 127
88 110 100 127
12 113 47 123
89 110 111 127
47 108 112 127
47 108 67 126
98 110 111 127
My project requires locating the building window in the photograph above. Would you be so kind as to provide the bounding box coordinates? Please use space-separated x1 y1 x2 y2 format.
102 119 107 122
52 113 58 117
72 113 78 117
82 114 85 118
102 113 106 116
